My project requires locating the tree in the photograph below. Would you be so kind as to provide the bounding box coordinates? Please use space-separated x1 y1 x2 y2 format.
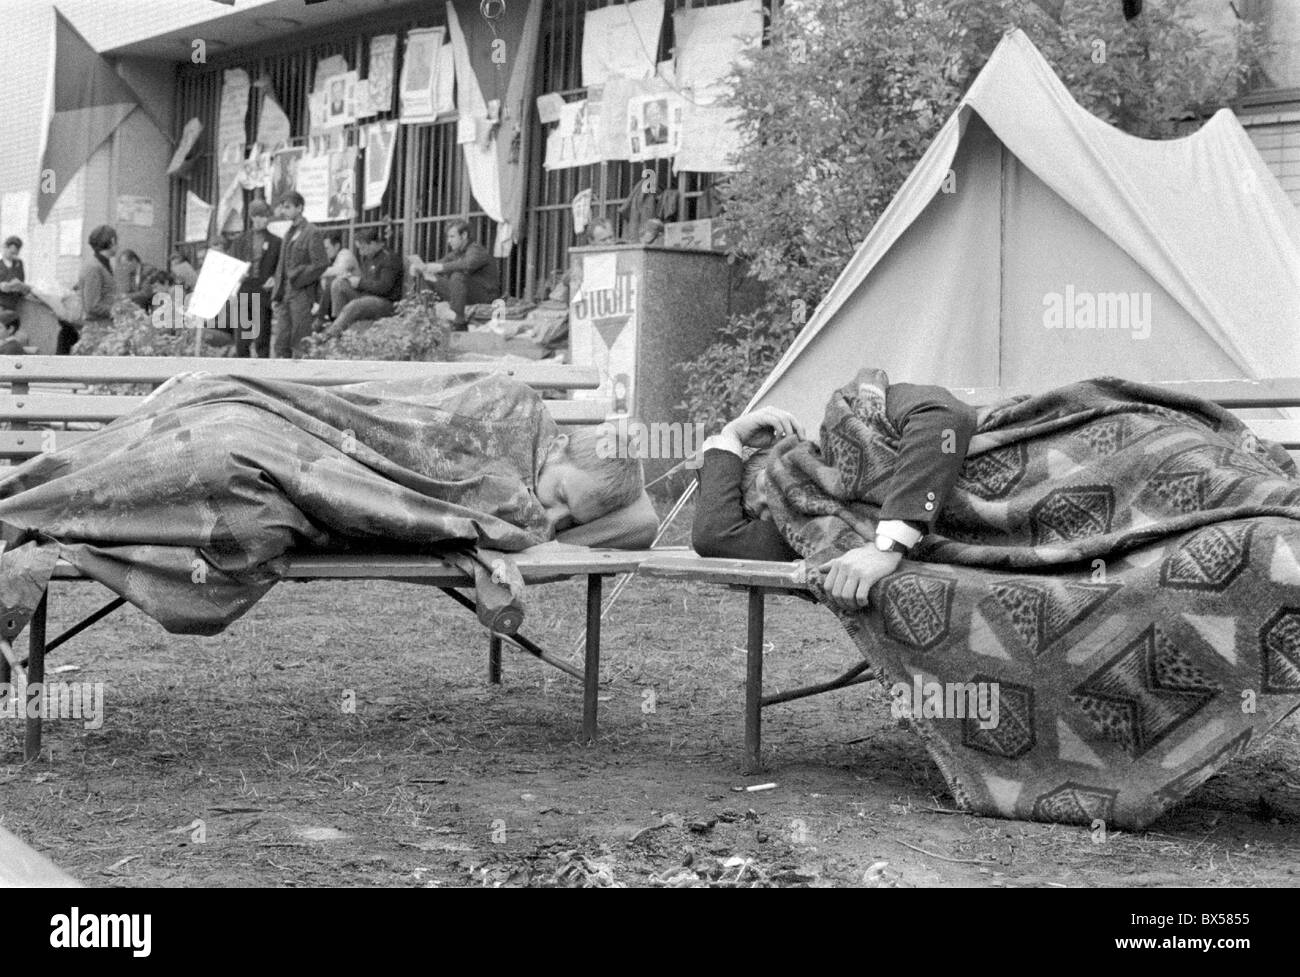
680 0 1267 430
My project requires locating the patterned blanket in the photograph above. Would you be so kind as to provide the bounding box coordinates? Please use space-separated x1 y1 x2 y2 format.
766 369 1300 829
0 372 558 638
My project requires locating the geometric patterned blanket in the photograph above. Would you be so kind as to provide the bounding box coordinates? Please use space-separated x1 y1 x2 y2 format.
0 372 558 638
766 369 1300 829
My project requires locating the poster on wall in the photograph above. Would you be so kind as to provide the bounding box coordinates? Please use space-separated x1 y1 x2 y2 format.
399 27 446 123
544 99 606 170
296 153 332 223
325 71 358 128
266 147 305 203
115 195 154 227
327 148 358 221
364 122 398 210
570 254 638 410
673 102 744 173
626 92 682 161
368 34 397 115
184 192 213 243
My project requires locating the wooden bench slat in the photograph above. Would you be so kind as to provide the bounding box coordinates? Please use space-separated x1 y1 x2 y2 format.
0 394 612 426
640 553 809 590
0 355 598 390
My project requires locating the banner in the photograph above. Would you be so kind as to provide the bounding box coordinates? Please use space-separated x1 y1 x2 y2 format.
215 69 251 233
399 27 446 123
364 122 398 210
368 34 397 115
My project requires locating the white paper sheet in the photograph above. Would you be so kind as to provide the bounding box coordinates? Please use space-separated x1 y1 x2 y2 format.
186 249 250 320
582 0 664 87
583 251 617 296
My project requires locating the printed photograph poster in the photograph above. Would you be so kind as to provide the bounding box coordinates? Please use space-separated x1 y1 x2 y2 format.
327 148 358 222
326 71 358 128
627 93 682 161
399 27 445 122
296 153 332 223
266 147 305 203
367 34 397 115
364 122 398 210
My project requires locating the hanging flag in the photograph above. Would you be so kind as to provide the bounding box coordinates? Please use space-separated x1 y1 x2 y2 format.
37 12 145 221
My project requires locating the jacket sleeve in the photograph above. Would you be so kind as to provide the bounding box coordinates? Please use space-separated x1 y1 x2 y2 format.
438 243 490 275
691 449 798 561
358 254 400 297
80 266 116 320
878 382 977 529
262 235 282 280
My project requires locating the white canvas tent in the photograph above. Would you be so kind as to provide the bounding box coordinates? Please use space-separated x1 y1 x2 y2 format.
750 29 1300 430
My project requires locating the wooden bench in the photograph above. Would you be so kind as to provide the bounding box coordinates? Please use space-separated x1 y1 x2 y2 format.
0 355 655 762
643 377 1300 774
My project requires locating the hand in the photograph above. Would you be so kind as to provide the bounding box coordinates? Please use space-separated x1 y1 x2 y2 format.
406 254 424 276
262 278 274 291
426 262 443 275
346 274 360 287
723 406 805 449
818 546 901 610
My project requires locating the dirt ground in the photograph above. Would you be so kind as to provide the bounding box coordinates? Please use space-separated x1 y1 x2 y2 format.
3 510 1300 888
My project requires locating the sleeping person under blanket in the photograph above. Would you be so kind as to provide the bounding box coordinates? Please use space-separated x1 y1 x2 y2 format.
692 383 978 610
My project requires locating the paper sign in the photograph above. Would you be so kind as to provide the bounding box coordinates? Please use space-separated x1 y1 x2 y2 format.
296 153 333 223
536 92 565 124
184 192 213 243
116 195 154 227
186 249 250 320
582 252 617 296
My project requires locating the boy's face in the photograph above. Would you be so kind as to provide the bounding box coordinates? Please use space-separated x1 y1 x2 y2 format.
3 243 19 260
535 443 604 532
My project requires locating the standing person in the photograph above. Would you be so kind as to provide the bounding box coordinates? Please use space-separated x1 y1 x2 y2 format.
270 191 328 358
331 229 404 332
317 230 359 325
0 236 32 319
227 200 281 357
70 224 120 352
407 219 499 331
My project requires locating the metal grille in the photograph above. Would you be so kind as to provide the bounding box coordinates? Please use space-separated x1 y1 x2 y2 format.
171 0 769 298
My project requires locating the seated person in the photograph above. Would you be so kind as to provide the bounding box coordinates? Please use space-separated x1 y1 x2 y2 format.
317 231 360 323
692 384 977 610
331 229 404 332
585 218 618 245
408 220 499 331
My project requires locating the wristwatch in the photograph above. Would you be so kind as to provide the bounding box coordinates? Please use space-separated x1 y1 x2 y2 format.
874 534 912 557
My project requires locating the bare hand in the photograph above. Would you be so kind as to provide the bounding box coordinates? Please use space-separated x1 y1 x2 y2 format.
818 546 901 610
723 406 805 449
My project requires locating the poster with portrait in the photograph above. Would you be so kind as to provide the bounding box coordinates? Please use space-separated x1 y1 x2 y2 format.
326 148 358 221
325 71 358 128
367 34 397 115
266 147 305 204
399 27 446 123
364 122 398 210
627 93 682 161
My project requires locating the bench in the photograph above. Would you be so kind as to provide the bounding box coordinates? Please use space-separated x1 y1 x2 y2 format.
641 377 1300 774
0 355 657 762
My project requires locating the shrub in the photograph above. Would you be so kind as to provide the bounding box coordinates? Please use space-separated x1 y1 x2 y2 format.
301 296 450 362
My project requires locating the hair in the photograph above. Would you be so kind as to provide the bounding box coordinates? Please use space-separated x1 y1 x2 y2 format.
354 228 382 245
119 249 141 264
142 268 174 289
323 230 345 247
557 426 643 521
278 191 305 209
447 218 471 238
740 447 772 520
3 236 21 249
88 225 117 253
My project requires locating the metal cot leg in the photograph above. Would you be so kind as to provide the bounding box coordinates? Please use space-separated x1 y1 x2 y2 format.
25 594 47 763
582 574 602 743
487 634 502 685
744 587 765 775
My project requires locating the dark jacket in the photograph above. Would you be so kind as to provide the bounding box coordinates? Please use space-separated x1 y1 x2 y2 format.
229 228 282 295
357 248 405 302
438 241 498 294
77 255 118 324
272 219 328 300
692 382 978 561
0 257 26 313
